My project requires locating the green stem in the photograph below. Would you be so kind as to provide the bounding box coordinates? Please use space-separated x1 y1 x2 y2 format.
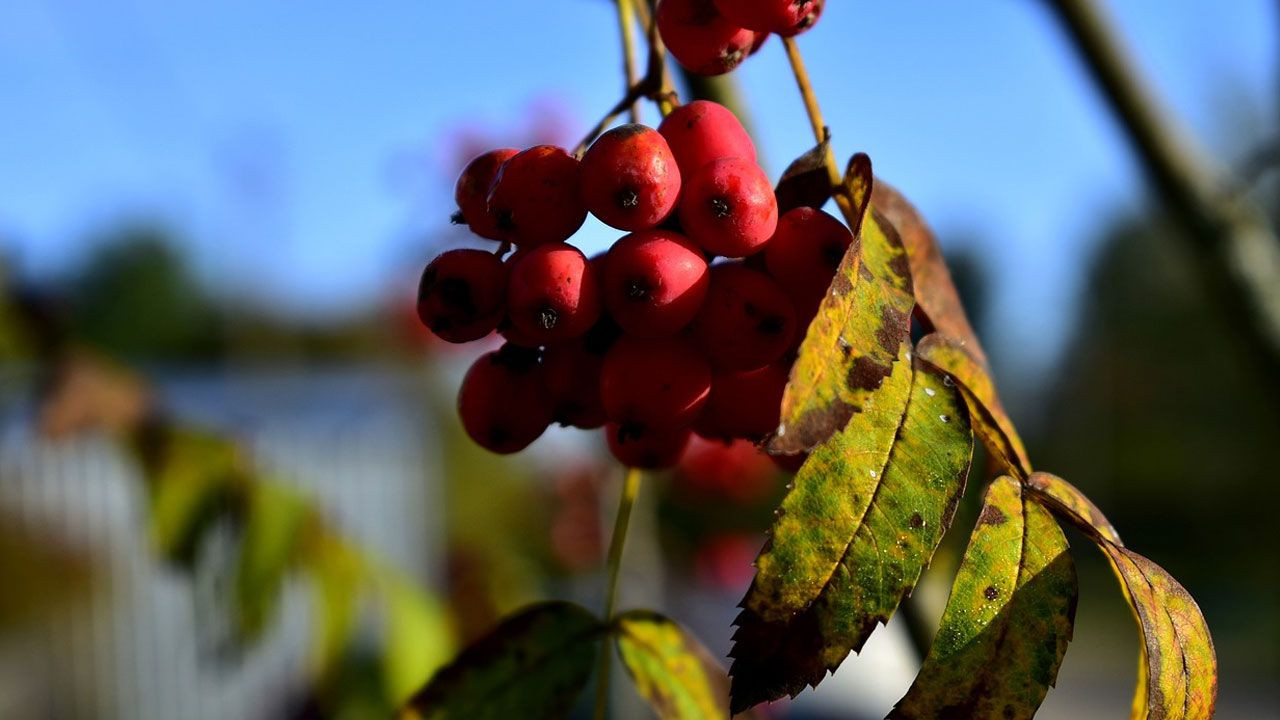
592 466 643 720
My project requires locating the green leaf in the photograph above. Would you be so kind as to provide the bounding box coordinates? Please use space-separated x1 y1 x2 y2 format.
890 476 1077 720
730 356 973 712
303 535 364 677
1027 473 1216 718
614 610 729 720
871 181 990 369
770 154 915 455
144 427 240 567
916 332 1031 477
382 571 457 706
235 482 313 639
403 601 600 720
1025 471 1122 545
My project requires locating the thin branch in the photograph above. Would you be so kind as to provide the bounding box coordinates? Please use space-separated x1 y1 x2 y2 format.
591 467 644 720
782 37 854 222
616 0 640 123
1047 0 1280 377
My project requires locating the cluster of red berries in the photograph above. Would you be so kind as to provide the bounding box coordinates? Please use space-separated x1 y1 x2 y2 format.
658 0 823 76
418 100 852 470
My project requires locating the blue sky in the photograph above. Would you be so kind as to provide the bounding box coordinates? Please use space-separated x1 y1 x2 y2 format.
0 0 1275 374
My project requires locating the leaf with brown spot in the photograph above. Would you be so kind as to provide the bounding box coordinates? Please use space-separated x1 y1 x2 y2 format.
916 332 1031 477
774 138 834 214
890 477 1077 720
1026 471 1123 545
771 155 914 454
1027 475 1216 718
614 610 729 720
730 357 973 712
402 601 601 720
872 180 989 368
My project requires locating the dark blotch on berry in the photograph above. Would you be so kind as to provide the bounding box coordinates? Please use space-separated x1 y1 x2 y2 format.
538 307 560 330
710 197 732 219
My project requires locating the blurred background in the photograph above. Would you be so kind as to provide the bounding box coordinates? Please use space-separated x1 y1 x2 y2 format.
1 0 1276 718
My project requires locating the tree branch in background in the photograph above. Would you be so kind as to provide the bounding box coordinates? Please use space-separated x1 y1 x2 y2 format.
1047 0 1280 381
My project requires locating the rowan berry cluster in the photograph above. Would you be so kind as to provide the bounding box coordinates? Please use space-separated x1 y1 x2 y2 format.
418 100 851 469
658 0 824 76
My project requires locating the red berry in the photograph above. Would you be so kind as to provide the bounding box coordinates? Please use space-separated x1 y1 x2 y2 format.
603 230 709 338
601 336 711 431
712 0 824 37
679 157 778 257
507 243 601 344
694 361 788 441
486 145 587 247
678 437 778 502
457 344 554 454
764 206 853 321
657 0 757 76
657 100 757 177
416 249 506 343
454 148 518 240
692 264 796 371
543 341 608 429
580 125 682 231
606 423 692 469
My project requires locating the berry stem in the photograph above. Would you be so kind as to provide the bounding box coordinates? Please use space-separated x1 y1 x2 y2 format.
632 0 678 117
615 0 641 123
781 36 853 219
591 465 644 720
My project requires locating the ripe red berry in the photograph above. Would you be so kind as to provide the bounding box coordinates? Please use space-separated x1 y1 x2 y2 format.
486 145 587 247
712 0 824 37
657 0 756 76
603 230 709 338
657 100 757 177
507 243 602 344
764 206 853 322
457 344 554 454
543 341 608 429
694 361 788 441
606 423 692 469
692 264 796 371
416 249 507 343
580 125 682 231
676 437 778 502
600 336 711 431
454 149 519 240
680 157 778 257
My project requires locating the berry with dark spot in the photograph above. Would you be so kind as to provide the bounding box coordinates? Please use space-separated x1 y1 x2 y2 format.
657 100 757 177
712 0 825 37
580 124 682 231
457 344 554 454
606 423 692 469
454 148 519 239
657 0 756 76
507 242 601 344
692 263 796 371
603 230 709 338
416 249 507 343
679 156 778 257
694 361 788 441
764 206 853 324
600 335 711 431
486 145 587 247
543 341 609 429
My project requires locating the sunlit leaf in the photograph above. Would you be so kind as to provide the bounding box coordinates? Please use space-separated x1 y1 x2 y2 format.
142 427 241 567
614 610 729 720
730 356 972 712
403 601 600 720
383 570 457 706
304 534 364 677
1025 471 1122 545
890 476 1077 720
235 482 314 639
1027 474 1216 718
916 332 1031 477
872 181 990 368
771 155 914 455
774 138 834 214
